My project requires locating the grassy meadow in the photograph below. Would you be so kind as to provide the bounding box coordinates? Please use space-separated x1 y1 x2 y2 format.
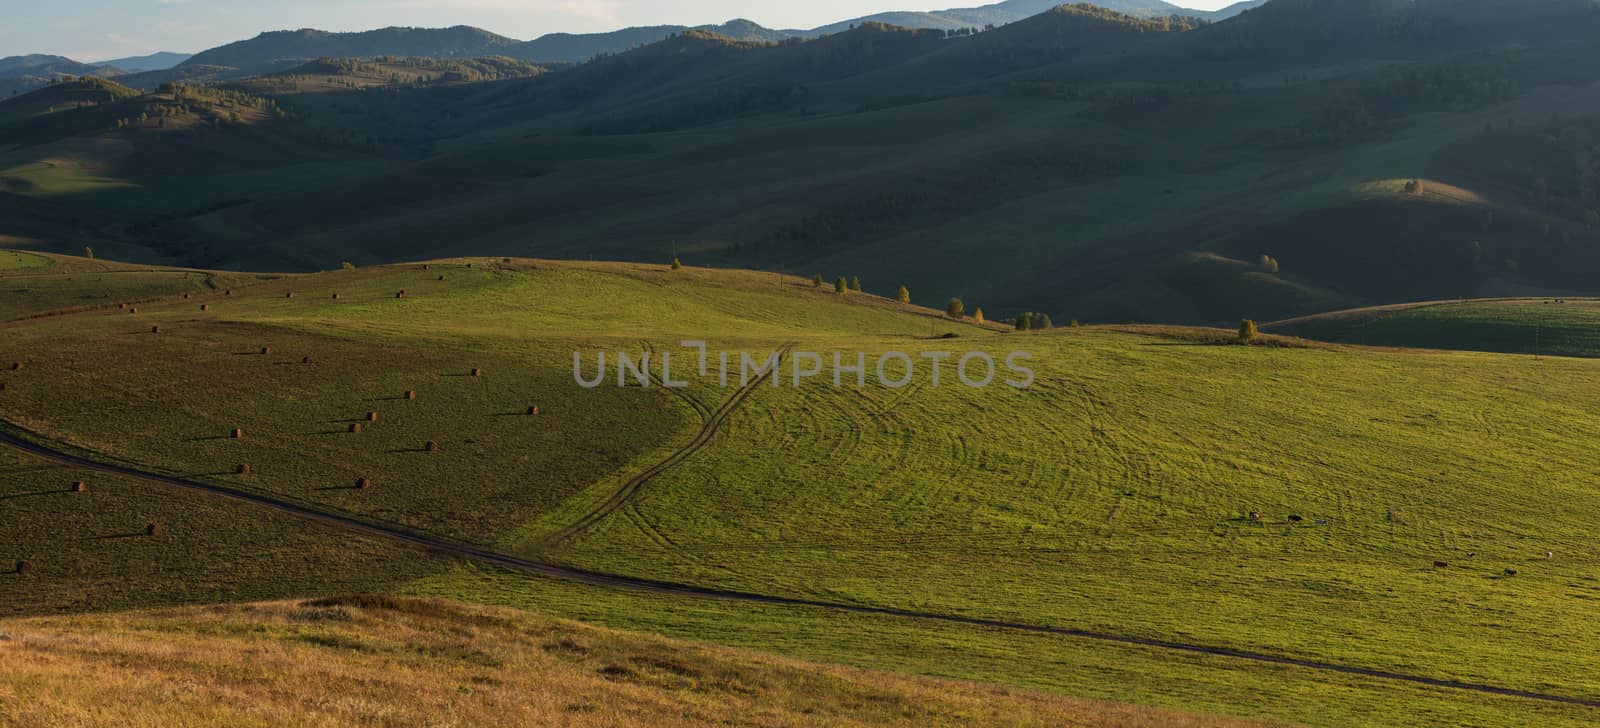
3 256 1600 725
0 596 1265 728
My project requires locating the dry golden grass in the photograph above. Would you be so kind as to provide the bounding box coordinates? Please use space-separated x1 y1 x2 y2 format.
0 596 1273 728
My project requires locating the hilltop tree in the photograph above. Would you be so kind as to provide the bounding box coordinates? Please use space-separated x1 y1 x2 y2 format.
1016 313 1033 331
1238 319 1259 343
671 257 682 270
1404 179 1425 195
812 274 824 288
1036 313 1053 330
896 285 910 304
82 246 95 260
974 308 985 325
1258 255 1281 274
836 277 848 293
850 276 862 292
946 298 965 319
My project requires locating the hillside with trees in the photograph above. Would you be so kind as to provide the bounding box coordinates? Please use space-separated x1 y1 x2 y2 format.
7 0 1600 321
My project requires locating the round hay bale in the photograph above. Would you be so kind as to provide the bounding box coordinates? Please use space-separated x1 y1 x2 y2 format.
73 481 87 493
225 290 232 296
260 346 271 355
423 264 431 270
471 368 483 377
118 303 127 310
349 423 363 434
527 406 540 416
366 412 379 422
183 293 191 299
301 356 312 364
285 292 295 299
9 362 20 371
396 290 407 299
236 463 251 475
332 293 342 300
151 325 161 334
405 390 417 401
145 523 161 537
425 440 440 453
230 428 243 439
356 478 372 491
200 304 210 311
437 275 446 281
16 560 32 576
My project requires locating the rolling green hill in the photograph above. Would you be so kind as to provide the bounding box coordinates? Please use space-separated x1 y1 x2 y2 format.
1268 297 1600 357
4 255 1600 725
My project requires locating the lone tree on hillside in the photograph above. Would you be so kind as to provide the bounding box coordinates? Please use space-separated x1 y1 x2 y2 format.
1016 313 1033 331
946 298 965 318
1404 179 1425 195
1258 255 1280 274
1239 319 1259 343
897 285 910 304
973 308 985 325
835 277 848 293
850 276 862 292
671 257 683 270
1036 313 1053 330
812 274 824 288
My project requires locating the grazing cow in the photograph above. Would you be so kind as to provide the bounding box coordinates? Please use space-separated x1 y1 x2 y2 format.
1466 551 1476 558
1288 515 1304 523
1504 569 1518 577
1434 561 1449 568
1315 519 1329 526
1249 512 1263 522
1546 551 1554 559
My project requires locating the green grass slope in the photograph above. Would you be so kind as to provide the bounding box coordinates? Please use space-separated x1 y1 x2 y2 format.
1268 297 1600 357
4 256 1600 725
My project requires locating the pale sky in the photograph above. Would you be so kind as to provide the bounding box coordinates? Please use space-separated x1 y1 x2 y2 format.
2 0 1240 61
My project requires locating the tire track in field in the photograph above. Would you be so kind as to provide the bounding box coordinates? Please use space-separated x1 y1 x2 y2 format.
535 345 791 551
2 419 1598 709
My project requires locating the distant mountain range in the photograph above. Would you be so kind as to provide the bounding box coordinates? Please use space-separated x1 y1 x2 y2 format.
182 26 522 71
7 1 1277 88
510 19 793 63
97 51 192 72
0 55 127 97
